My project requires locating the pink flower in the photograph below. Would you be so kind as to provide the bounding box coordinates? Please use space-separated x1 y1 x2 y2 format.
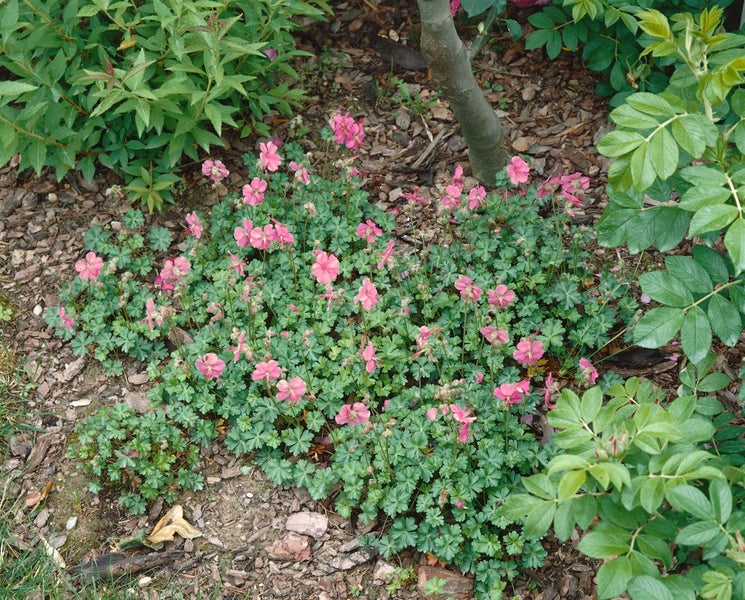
355 219 383 244
513 338 544 366
289 161 310 185
335 402 371 426
330 112 366 150
354 278 379 310
426 407 439 421
487 285 516 308
228 330 247 363
186 212 203 238
234 218 253 247
311 251 340 285
480 326 508 345
493 380 530 405
450 404 476 443
249 224 273 250
543 372 559 409
263 48 278 60
259 141 282 172
143 298 161 330
252 359 281 382
270 219 294 245
58 307 74 331
468 185 487 210
276 376 307 402
376 240 395 270
202 159 229 183
400 188 428 204
75 251 104 281
242 177 267 206
155 256 190 290
228 252 246 276
454 276 483 302
196 353 226 379
506 156 530 185
579 357 599 386
361 340 379 373
412 325 433 359
440 193 460 212
450 0 460 15
456 499 465 509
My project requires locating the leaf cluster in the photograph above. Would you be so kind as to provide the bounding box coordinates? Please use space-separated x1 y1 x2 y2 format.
0 0 329 210
502 366 745 600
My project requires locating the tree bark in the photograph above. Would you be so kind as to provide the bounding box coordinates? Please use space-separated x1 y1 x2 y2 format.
416 0 506 186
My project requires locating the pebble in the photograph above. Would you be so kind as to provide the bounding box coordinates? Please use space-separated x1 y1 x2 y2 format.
138 576 153 588
33 304 43 316
65 516 78 530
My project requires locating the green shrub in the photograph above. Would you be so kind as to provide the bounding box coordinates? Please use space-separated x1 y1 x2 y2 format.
0 0 330 210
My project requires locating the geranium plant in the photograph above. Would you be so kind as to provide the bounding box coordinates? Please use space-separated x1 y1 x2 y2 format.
51 116 634 597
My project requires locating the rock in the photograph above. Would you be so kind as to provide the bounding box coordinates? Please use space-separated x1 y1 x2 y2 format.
285 511 328 539
123 391 151 414
62 357 86 382
512 136 531 153
417 565 473 600
265 532 312 561
373 559 396 584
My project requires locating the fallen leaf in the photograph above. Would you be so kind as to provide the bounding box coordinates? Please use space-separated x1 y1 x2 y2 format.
25 481 53 510
39 534 66 568
144 505 201 548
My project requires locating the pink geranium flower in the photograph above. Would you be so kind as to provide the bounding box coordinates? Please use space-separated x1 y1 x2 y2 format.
450 404 476 443
450 0 460 16
454 276 483 302
330 112 366 150
355 219 383 244
513 338 544 366
468 185 487 210
354 278 379 310
506 156 530 185
234 219 253 248
579 357 599 386
361 340 379 373
75 252 104 281
202 159 229 183
270 219 294 246
186 212 203 238
289 161 310 185
276 376 307 402
155 256 190 290
400 188 428 204
242 177 267 206
259 141 282 172
487 284 516 308
335 402 371 425
252 359 281 382
311 251 339 285
480 326 509 345
196 353 226 379
376 240 395 270
228 330 247 363
493 380 530 405
58 307 74 331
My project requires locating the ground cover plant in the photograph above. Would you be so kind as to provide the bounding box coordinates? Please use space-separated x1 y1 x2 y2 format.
47 115 636 596
0 0 330 210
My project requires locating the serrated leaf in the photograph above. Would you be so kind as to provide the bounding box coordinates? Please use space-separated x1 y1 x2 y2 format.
633 307 684 348
680 165 728 187
675 520 721 546
553 500 575 541
597 130 646 157
708 294 742 346
0 81 39 97
666 484 712 520
626 92 676 116
690 203 739 236
639 478 665 514
654 207 690 252
671 116 707 158
665 256 713 294
524 501 556 539
710 479 732 523
693 245 731 284
558 470 587 502
547 454 591 474
725 218 745 275
627 575 675 600
681 306 712 364
630 142 657 192
522 473 557 500
639 271 694 307
578 529 631 559
649 128 678 181
679 186 731 211
610 104 660 129
596 556 633 599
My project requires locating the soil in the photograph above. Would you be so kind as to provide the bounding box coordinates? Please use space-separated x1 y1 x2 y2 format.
0 1 718 599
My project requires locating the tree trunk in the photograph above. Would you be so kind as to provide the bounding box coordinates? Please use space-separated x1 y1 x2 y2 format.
416 0 506 186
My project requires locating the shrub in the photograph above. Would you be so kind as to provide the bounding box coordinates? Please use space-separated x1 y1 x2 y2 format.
0 0 330 210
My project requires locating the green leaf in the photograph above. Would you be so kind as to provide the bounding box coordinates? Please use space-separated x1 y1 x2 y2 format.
708 295 742 346
680 165 729 187
596 556 633 599
689 204 738 237
630 142 657 192
693 246 730 284
654 207 690 252
639 271 693 307
522 473 557 501
580 386 603 423
671 116 708 158
558 470 587 502
665 256 713 294
625 92 676 116
553 500 575 541
639 478 665 513
627 575 675 600
633 307 684 348
0 81 39 97
666 484 712 520
725 218 745 275
679 186 732 212
597 130 646 157
681 306 712 364
649 128 678 181
578 527 631 558
675 520 721 546
710 479 732 523
524 501 556 539
609 104 661 129
547 454 591 474
636 533 673 570
500 494 541 520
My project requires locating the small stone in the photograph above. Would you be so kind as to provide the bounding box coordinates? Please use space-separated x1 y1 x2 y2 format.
512 136 531 153
62 357 86 382
285 511 328 539
127 373 149 385
65 516 78 530
138 576 153 588
265 532 312 561
417 565 473 600
33 304 43 316
373 560 396 584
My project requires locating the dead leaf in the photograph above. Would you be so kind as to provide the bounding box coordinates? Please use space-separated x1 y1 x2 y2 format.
25 481 53 510
144 505 201 548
